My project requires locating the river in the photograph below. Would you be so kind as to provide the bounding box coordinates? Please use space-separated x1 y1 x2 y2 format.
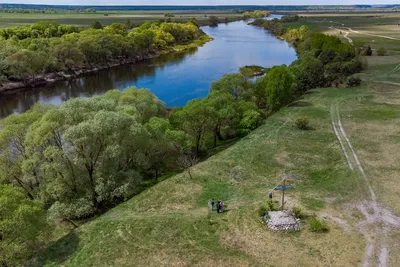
0 15 297 118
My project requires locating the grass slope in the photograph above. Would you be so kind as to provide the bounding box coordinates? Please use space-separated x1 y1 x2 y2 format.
36 86 372 266
34 13 400 267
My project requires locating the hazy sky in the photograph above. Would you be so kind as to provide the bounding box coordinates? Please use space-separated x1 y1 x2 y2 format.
1 0 400 6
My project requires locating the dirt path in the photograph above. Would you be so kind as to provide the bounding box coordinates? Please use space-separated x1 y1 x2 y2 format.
330 101 400 267
329 27 353 45
347 28 400 41
382 81 400 86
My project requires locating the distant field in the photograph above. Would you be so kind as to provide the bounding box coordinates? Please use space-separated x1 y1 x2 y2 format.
0 11 243 28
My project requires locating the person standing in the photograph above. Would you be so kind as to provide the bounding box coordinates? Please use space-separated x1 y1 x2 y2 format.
208 199 213 212
216 200 221 213
211 199 215 211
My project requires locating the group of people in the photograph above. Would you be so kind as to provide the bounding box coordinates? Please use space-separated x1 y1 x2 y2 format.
208 199 224 213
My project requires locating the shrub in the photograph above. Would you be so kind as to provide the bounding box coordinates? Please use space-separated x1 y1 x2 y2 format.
292 206 304 219
266 199 275 211
347 76 362 87
258 206 268 217
295 116 310 130
308 216 329 232
377 47 386 56
362 45 372 56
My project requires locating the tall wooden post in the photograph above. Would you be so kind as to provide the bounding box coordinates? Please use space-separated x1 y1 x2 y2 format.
281 179 286 210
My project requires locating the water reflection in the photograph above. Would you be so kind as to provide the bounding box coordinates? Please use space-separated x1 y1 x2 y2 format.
0 16 296 118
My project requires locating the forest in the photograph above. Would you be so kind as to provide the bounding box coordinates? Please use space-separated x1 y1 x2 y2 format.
0 16 364 266
0 19 205 83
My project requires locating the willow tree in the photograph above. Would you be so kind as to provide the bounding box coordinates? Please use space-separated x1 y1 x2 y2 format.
0 185 48 266
266 65 295 111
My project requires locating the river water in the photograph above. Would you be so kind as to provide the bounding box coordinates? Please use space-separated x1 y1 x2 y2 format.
0 15 297 118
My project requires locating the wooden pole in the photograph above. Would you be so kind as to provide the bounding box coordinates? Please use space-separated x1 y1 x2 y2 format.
281 179 285 210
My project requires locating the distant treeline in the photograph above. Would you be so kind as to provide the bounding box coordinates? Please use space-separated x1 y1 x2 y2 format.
0 19 205 82
1 4 399 11
0 7 96 14
243 10 270 19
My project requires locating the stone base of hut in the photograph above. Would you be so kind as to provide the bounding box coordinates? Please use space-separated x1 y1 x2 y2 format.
264 211 300 231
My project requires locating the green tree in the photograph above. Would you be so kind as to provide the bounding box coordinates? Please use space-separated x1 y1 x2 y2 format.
266 65 295 111
6 49 46 79
377 47 386 56
172 99 216 153
290 53 326 92
210 73 250 101
145 117 191 179
51 36 84 70
0 185 48 266
90 20 103 29
208 16 219 27
206 91 239 147
164 12 175 18
0 104 50 199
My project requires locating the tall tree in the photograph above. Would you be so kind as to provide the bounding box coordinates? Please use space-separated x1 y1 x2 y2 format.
0 184 48 266
265 65 295 111
172 99 216 153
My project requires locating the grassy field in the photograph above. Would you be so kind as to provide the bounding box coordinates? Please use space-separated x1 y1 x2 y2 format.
32 13 400 267
0 10 243 28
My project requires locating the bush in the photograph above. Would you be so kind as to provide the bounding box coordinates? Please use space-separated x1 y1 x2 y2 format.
266 199 275 211
377 47 386 56
308 216 329 232
258 206 268 217
291 206 304 219
347 76 362 87
362 45 372 56
295 116 310 130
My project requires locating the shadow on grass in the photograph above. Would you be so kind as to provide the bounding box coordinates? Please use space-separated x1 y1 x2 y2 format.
30 231 79 266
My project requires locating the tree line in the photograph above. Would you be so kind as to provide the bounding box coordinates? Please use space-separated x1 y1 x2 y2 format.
0 7 96 14
243 10 271 19
0 19 204 82
252 19 363 87
0 19 364 266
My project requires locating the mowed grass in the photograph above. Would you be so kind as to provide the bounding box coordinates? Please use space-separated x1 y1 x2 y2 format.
33 87 371 267
0 11 242 28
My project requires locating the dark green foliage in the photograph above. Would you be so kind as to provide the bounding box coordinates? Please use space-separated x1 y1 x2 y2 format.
243 10 270 19
347 76 362 87
377 47 386 56
164 12 175 18
308 216 329 232
0 20 203 81
258 206 268 217
0 20 83 40
0 184 48 266
255 18 285 36
362 45 372 56
208 16 219 27
291 206 304 219
295 116 310 130
266 199 275 211
281 14 300 22
266 65 295 111
90 20 103 29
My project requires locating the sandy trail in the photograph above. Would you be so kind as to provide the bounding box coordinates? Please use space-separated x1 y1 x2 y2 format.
347 28 400 41
382 81 400 86
330 102 400 267
329 26 353 45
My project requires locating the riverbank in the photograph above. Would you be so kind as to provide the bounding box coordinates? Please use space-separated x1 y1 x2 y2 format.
0 35 213 93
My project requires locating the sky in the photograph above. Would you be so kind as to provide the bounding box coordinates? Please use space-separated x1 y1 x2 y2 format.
1 0 400 6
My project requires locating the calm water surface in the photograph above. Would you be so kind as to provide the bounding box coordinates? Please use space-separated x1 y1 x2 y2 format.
0 15 297 118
